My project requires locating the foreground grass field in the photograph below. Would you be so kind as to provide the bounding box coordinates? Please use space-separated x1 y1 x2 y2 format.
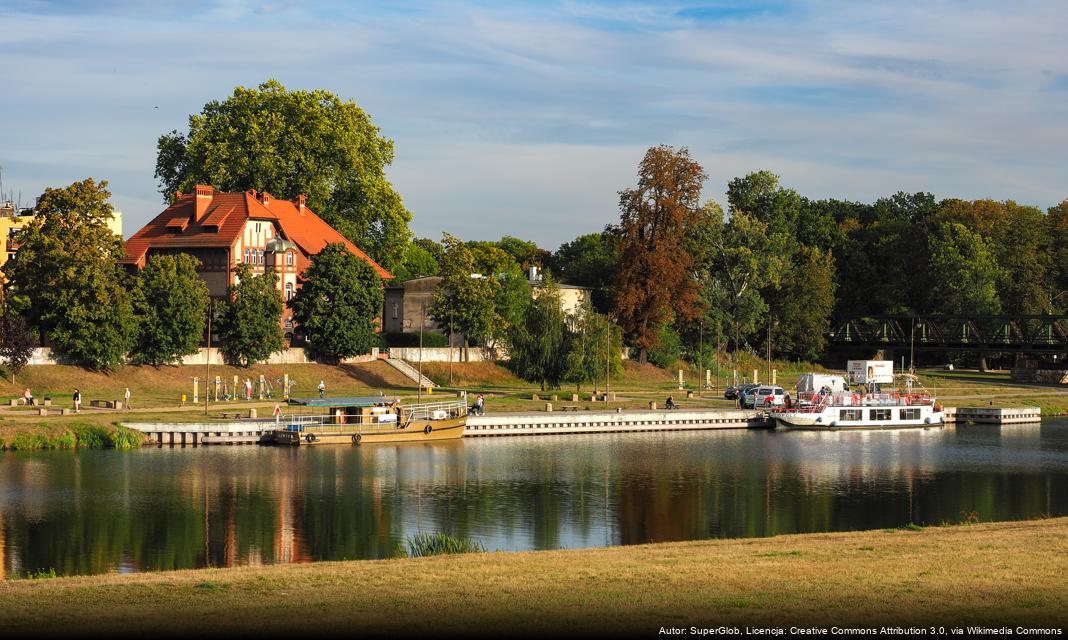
2 518 1065 636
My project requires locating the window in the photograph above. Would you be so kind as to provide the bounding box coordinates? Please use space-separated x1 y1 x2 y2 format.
839 409 862 421
258 250 264 265
243 249 250 264
871 409 892 421
285 282 294 301
901 408 921 421
392 303 399 319
286 251 294 266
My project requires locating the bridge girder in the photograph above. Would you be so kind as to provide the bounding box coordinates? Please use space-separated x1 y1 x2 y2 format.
829 315 1068 353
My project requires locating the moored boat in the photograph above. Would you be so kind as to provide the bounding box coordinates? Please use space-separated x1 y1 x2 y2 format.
271 396 467 445
770 367 944 430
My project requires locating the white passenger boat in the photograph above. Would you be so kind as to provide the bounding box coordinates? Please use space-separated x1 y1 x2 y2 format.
770 369 944 430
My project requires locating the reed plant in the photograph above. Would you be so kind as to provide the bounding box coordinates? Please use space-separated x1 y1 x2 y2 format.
405 532 486 558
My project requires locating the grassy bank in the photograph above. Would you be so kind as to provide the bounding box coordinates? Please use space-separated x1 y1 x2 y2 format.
0 421 147 451
1 518 1065 635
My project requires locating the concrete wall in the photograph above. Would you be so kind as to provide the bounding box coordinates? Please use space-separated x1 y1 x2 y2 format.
387 347 500 362
7 347 379 367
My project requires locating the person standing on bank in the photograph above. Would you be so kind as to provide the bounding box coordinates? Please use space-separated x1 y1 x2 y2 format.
318 380 326 399
124 387 131 410
73 388 81 414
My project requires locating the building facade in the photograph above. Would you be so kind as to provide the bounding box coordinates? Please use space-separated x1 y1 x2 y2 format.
122 186 390 341
0 200 123 272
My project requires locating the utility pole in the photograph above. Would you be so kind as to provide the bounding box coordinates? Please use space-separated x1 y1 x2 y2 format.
698 322 703 397
204 299 212 416
449 307 454 386
766 316 772 385
418 303 425 403
910 316 916 373
605 321 612 401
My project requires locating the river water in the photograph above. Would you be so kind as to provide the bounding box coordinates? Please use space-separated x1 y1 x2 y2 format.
2 420 1067 577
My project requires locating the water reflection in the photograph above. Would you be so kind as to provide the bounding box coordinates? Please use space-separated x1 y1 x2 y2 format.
1 421 1067 577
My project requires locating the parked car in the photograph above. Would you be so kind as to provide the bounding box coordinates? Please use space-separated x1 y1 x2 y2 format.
724 385 740 400
737 384 760 408
743 385 786 409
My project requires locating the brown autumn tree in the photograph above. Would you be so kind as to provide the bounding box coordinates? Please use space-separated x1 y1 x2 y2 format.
610 145 705 364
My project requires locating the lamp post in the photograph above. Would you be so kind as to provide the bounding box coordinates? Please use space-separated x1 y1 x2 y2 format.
204 298 212 416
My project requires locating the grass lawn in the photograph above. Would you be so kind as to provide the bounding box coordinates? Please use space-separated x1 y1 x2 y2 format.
1 518 1065 635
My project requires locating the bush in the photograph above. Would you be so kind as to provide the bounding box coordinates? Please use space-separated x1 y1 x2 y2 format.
382 331 449 348
406 532 485 557
647 323 682 369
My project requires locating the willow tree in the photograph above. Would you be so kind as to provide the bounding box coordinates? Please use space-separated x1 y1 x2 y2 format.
155 80 412 271
611 146 704 363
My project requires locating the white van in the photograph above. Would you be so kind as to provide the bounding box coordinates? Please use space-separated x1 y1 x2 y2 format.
751 386 786 408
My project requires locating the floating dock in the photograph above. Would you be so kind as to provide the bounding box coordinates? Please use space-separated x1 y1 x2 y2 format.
943 406 1041 424
123 405 1043 446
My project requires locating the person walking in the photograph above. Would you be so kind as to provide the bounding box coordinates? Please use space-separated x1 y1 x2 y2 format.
318 380 326 399
124 387 131 410
244 378 253 401
73 388 81 414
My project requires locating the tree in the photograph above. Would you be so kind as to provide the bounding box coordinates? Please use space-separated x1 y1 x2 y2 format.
1049 199 1068 312
290 244 383 363
496 236 550 271
429 233 499 353
508 279 567 389
218 263 285 366
927 222 1002 315
133 254 209 366
562 302 623 392
493 265 532 345
767 246 836 361
611 146 705 362
391 243 440 281
551 232 619 313
155 80 412 271
3 178 137 370
0 312 37 383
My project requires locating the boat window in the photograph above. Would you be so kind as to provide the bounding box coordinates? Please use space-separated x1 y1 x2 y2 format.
901 408 921 420
871 409 892 421
839 409 862 421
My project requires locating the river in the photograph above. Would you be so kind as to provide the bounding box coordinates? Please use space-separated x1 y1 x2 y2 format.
2 420 1066 577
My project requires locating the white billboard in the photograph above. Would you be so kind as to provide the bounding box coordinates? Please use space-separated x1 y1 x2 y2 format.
847 360 894 385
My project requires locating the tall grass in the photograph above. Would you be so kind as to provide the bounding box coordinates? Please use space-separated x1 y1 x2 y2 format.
405 532 486 558
1 424 147 451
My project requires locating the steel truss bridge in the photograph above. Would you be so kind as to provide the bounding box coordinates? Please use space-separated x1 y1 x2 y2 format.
829 315 1068 354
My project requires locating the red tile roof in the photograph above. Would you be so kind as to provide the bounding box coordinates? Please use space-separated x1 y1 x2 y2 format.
123 186 392 279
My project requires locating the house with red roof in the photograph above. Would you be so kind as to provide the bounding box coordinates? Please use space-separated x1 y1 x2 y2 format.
122 185 392 341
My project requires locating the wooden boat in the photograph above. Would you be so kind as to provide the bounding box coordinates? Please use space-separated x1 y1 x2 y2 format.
271 396 467 446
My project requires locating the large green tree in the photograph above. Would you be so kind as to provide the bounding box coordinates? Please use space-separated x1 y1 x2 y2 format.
3 178 137 370
155 80 412 271
218 263 285 366
1049 199 1068 312
290 243 383 363
429 233 499 353
133 254 209 366
551 232 619 313
927 222 1002 315
611 146 705 363
562 301 623 392
508 279 567 390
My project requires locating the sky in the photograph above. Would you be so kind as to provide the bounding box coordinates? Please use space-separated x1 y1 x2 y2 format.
1 0 1066 249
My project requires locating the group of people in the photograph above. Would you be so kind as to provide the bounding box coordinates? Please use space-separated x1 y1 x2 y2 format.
470 393 485 416
18 387 132 412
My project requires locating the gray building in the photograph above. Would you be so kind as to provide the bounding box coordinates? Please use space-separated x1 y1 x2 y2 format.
383 276 443 334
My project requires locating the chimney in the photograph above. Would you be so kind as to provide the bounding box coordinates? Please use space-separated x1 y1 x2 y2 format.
260 191 272 207
296 194 306 213
194 185 214 220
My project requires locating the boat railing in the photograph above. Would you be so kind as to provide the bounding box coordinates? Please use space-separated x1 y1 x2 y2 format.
786 391 934 413
279 400 468 433
403 400 469 422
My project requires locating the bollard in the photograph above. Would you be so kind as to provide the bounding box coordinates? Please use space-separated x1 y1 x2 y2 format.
571 393 579 402
551 394 558 402
38 408 48 416
649 401 657 410
686 391 694 399
545 402 553 412
61 408 71 416
249 408 257 419
772 369 777 385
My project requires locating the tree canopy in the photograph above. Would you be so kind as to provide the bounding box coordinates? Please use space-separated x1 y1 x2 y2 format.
218 263 285 366
290 243 384 363
133 254 209 366
2 178 136 370
155 80 412 271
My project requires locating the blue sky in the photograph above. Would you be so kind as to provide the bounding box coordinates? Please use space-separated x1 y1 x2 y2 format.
1 1 1066 248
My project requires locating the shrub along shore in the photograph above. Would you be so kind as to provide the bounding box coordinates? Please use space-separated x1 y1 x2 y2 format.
1 518 1065 636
